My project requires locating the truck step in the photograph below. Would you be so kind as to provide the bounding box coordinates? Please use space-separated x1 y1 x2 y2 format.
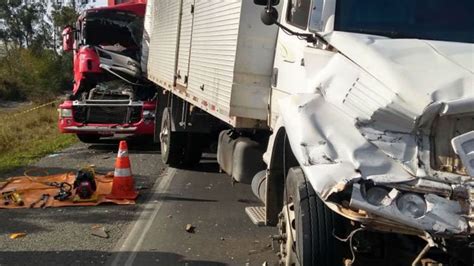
245 206 266 226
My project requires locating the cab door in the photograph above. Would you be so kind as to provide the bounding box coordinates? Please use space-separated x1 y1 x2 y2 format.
269 0 312 125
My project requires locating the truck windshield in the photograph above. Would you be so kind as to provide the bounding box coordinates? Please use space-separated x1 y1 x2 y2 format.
333 0 474 43
84 10 143 48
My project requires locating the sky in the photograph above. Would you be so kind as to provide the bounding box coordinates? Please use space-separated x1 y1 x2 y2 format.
83 0 108 9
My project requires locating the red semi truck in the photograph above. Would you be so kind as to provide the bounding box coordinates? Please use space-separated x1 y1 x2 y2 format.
58 0 156 143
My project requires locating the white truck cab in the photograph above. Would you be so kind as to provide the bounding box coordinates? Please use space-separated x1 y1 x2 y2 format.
258 0 474 264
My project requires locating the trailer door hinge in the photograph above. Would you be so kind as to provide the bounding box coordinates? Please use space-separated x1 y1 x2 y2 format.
191 4 195 14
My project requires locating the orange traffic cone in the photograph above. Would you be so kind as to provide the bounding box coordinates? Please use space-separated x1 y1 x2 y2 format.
106 140 138 200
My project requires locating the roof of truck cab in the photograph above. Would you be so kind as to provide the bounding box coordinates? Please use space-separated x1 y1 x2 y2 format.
86 3 146 17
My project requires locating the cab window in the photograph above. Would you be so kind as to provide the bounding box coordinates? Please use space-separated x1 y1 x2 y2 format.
286 0 311 29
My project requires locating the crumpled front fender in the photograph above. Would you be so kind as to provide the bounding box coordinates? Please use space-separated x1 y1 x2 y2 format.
278 93 414 199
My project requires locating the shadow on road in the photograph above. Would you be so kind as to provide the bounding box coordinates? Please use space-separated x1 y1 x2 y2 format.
88 138 160 154
0 251 226 266
183 161 220 174
158 193 218 203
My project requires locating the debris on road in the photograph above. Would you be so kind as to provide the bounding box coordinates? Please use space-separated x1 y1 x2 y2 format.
185 224 195 233
91 226 109 239
136 185 149 191
9 232 26 239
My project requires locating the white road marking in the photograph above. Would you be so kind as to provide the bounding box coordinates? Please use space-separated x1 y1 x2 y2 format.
109 167 177 266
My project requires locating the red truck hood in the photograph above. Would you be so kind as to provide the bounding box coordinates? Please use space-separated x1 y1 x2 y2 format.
88 3 146 17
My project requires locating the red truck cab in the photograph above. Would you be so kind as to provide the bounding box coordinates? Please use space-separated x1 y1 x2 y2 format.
58 1 156 143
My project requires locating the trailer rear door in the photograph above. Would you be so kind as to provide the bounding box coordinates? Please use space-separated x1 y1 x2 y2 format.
176 0 195 87
147 0 181 89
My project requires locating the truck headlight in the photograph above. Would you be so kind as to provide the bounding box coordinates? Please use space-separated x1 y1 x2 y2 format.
60 108 73 118
143 110 155 120
397 193 426 219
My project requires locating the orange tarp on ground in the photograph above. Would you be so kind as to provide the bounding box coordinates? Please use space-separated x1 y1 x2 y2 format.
0 172 135 209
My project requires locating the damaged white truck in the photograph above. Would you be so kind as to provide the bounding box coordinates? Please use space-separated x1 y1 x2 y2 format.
143 0 474 264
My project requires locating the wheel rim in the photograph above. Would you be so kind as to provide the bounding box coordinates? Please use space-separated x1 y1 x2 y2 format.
278 203 298 266
160 115 170 156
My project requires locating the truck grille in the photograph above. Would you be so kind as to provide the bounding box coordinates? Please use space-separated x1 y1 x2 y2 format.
73 106 142 124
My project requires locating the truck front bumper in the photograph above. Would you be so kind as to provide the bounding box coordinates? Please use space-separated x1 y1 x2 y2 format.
59 119 154 135
62 125 138 134
58 100 156 136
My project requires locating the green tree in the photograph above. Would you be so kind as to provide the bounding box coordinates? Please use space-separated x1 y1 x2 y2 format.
0 1 83 101
0 0 49 49
51 5 79 28
51 3 80 52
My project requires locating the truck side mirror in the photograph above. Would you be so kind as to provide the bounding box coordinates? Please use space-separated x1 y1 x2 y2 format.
255 0 279 26
254 0 279 5
261 7 279 25
62 26 74 52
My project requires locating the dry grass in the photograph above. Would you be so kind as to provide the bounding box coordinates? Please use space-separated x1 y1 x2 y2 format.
0 103 77 174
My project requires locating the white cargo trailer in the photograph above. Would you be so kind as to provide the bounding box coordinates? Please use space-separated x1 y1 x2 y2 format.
144 0 474 264
145 0 278 128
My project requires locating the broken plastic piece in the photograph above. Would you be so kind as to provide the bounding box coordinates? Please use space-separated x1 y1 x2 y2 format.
9 232 26 239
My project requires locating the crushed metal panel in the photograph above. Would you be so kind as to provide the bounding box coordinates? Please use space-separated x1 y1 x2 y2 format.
141 0 156 74
278 93 415 198
350 184 468 235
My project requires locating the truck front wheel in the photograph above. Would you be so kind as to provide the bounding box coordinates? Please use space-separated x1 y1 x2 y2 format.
278 167 348 266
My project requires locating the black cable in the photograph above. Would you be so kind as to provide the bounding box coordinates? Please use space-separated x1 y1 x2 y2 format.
274 20 328 45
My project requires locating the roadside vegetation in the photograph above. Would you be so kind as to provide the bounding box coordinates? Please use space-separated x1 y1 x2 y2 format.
0 48 72 101
0 1 87 174
0 1 80 101
0 104 76 174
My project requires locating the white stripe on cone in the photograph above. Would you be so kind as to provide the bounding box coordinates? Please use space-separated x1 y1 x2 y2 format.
115 168 132 177
118 150 129 158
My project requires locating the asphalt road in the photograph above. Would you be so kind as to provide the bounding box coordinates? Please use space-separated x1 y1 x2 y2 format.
0 140 277 265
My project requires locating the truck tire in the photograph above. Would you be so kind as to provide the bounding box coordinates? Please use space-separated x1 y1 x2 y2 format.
278 167 348 266
76 134 101 144
160 108 184 166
